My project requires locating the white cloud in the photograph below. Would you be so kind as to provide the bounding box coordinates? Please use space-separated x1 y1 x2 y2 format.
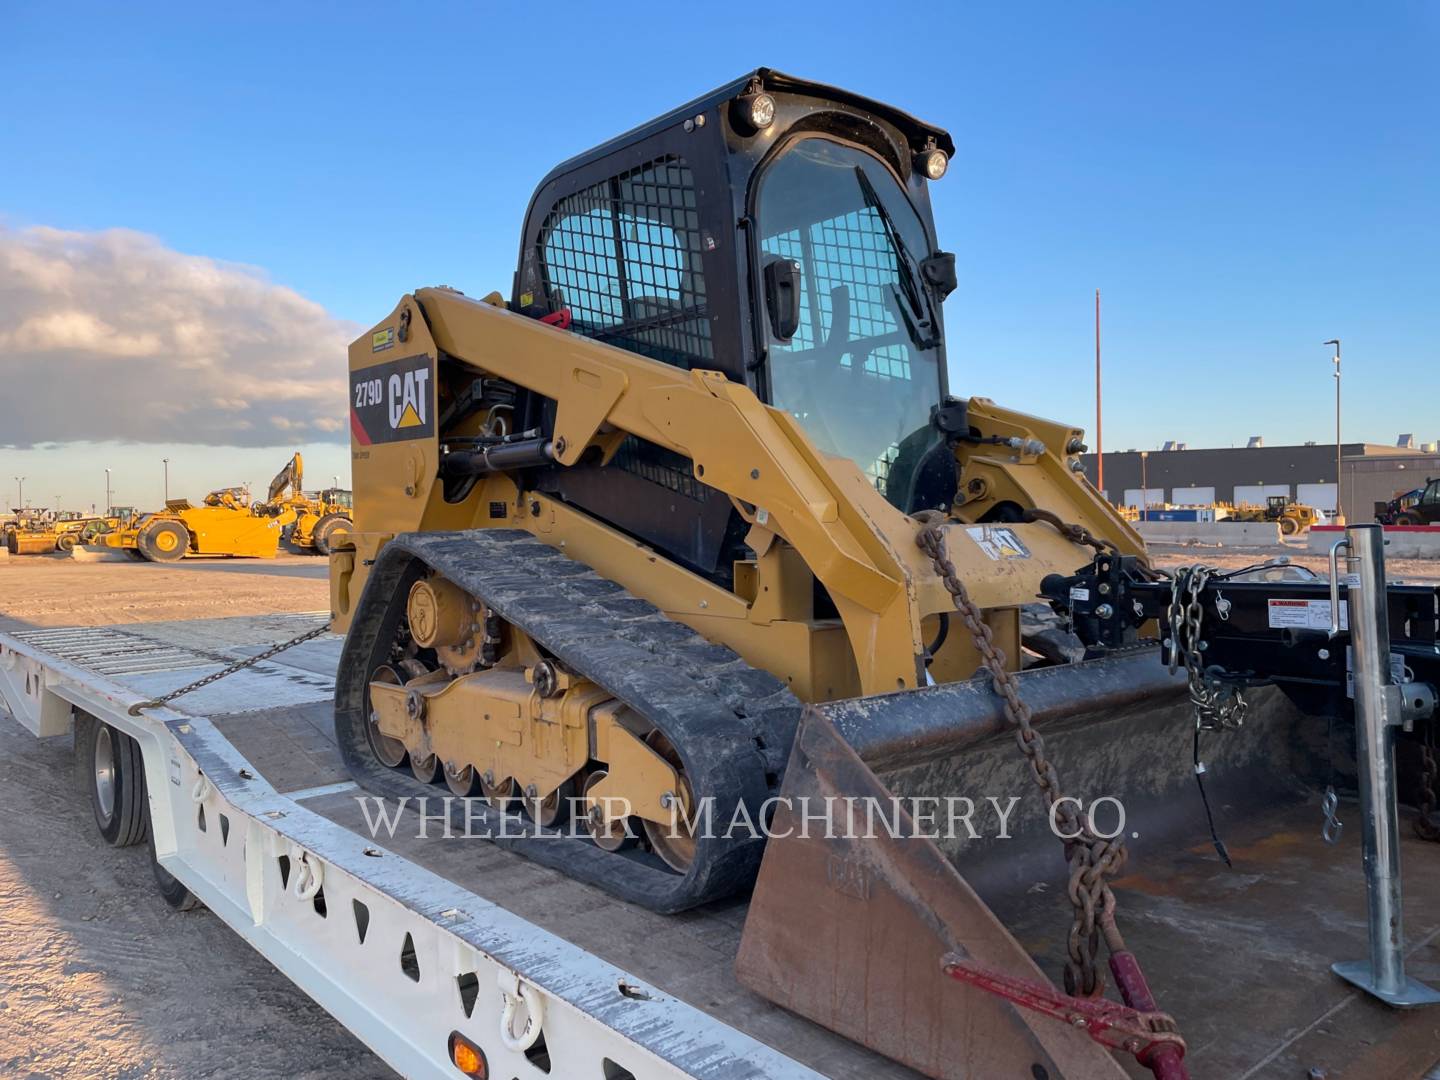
0 225 359 448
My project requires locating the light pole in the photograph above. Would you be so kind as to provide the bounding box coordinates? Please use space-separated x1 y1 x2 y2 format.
1095 288 1104 496
163 457 170 502
13 476 23 508
1140 451 1149 518
1325 340 1342 523
104 468 112 515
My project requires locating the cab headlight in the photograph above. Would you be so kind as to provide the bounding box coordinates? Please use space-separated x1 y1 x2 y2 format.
916 147 948 181
731 92 776 134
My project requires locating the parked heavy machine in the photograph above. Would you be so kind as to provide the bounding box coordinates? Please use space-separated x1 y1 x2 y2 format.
1377 477 1440 525
257 452 352 555
328 72 1439 1078
1231 493 1318 534
3 508 107 554
100 488 288 561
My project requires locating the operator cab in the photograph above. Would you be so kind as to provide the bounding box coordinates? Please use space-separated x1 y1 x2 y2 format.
511 71 956 579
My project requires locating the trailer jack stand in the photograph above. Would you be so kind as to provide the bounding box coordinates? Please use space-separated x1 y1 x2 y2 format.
1327 527 1440 1008
941 955 1188 1080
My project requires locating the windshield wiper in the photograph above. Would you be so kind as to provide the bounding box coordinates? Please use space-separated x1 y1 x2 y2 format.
853 166 940 350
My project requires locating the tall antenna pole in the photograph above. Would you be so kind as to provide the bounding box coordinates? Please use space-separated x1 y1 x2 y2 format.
1095 289 1104 494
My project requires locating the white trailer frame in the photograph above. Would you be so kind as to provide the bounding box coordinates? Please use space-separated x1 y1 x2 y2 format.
0 620 826 1080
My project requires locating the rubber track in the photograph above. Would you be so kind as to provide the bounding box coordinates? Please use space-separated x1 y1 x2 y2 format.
335 529 802 912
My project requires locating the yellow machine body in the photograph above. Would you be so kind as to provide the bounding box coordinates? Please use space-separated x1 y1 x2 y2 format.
256 452 353 554
334 289 1141 702
100 490 289 560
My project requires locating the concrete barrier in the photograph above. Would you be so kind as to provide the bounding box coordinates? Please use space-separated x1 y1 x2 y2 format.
69 544 134 563
1138 521 1284 546
1309 524 1440 558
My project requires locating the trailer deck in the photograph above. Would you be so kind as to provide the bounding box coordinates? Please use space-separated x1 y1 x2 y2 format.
0 613 916 1080
2 612 1438 1079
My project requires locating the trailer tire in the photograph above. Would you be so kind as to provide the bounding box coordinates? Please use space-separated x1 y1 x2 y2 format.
148 830 201 911
56 534 77 553
311 513 348 557
76 712 150 848
138 520 189 562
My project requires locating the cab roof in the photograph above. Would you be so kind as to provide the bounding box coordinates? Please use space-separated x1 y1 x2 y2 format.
533 68 955 194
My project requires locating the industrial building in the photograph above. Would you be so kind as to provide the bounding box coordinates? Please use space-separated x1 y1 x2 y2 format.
1082 440 1439 519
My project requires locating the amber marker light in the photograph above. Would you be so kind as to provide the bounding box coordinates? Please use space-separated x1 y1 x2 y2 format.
448 1031 488 1077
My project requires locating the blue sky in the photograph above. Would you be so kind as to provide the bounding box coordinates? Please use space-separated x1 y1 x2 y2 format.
2 2 1437 507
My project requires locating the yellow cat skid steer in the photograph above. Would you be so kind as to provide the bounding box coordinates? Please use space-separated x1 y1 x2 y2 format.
327 71 1439 1079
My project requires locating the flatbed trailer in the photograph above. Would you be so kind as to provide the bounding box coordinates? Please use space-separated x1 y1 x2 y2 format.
0 612 916 1080
3 612 1440 1079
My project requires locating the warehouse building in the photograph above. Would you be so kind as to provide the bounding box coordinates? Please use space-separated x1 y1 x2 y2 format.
1080 441 1439 520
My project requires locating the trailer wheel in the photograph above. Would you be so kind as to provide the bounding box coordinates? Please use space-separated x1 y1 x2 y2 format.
310 513 348 557
148 830 200 911
76 711 150 847
138 520 189 562
56 534 77 553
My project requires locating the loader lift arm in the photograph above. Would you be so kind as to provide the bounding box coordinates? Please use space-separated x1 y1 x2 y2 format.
406 285 1140 695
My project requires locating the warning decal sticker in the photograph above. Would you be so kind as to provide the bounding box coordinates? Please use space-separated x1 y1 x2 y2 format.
1266 597 1348 632
350 354 434 446
965 526 1031 561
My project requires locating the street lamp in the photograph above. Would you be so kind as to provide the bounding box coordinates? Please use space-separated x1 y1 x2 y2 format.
163 457 170 502
104 468 112 515
13 476 23 508
1140 451 1149 518
1324 340 1342 523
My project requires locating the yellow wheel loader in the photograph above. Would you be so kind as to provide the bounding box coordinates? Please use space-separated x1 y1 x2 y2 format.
4 508 102 554
328 71 1439 1079
101 488 289 561
5 508 65 555
256 452 353 555
1229 494 1319 535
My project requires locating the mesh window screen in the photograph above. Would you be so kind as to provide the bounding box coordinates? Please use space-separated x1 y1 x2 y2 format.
540 157 712 368
761 208 913 381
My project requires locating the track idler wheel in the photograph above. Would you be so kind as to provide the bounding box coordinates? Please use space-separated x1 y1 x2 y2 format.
480 772 520 811
443 763 481 796
642 730 697 873
366 665 408 768
525 777 575 829
582 769 636 852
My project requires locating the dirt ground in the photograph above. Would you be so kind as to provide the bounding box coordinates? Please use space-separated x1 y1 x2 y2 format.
1147 540 1440 584
0 552 391 1079
0 551 331 633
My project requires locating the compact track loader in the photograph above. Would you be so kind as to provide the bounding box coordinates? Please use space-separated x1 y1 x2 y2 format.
331 71 1440 1078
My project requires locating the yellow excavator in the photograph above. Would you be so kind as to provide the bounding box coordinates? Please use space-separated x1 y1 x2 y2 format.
256 452 352 555
329 72 1437 1079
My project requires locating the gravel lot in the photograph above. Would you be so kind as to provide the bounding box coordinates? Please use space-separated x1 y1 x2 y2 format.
0 552 392 1079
